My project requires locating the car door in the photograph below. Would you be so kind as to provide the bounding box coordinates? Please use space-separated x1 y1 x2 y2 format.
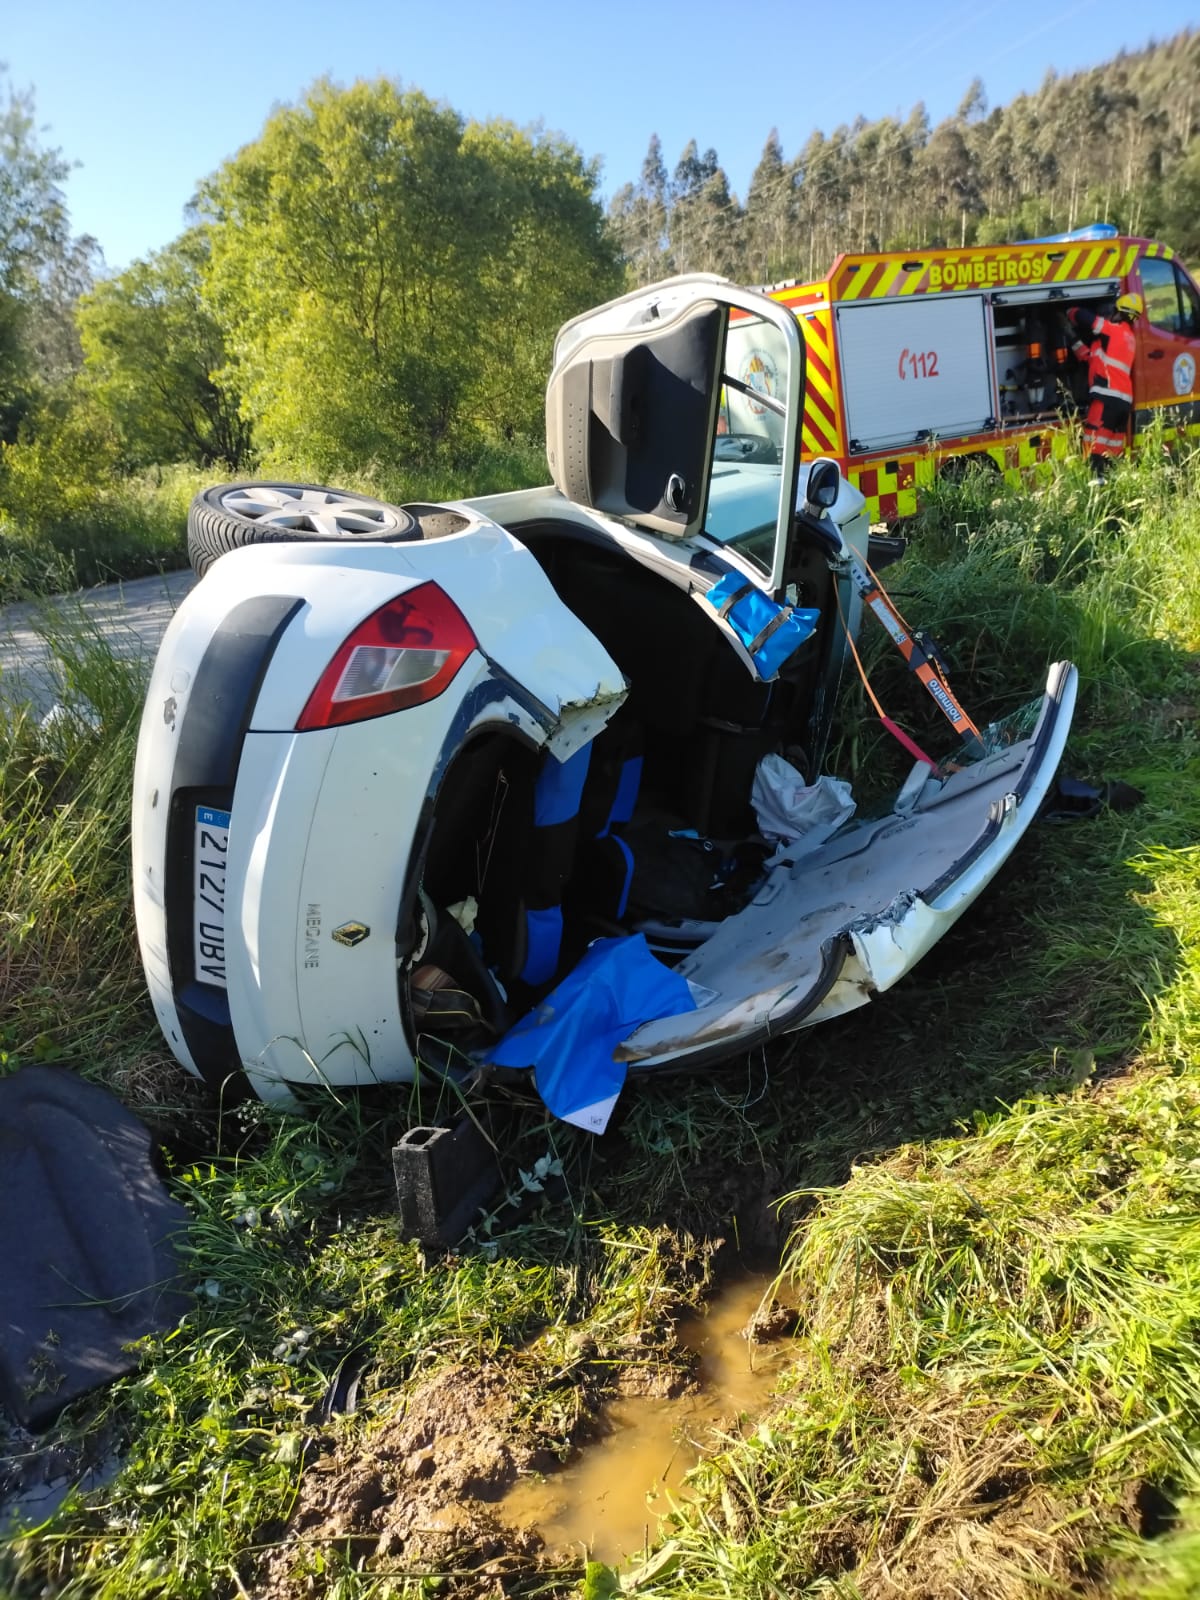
1133 254 1200 428
545 274 807 600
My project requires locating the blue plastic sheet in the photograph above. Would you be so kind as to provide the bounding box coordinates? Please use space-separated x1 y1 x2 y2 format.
704 573 819 679
488 935 697 1132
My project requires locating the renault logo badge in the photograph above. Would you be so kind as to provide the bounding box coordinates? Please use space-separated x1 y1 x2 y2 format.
332 922 370 948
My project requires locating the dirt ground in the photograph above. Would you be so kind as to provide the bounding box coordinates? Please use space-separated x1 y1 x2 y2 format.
251 1256 795 1599
259 1363 550 1595
253 1350 702 1598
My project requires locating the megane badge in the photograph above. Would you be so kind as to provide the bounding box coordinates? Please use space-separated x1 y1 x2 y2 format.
332 922 370 948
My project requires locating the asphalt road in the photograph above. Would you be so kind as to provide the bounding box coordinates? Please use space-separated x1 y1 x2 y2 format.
0 568 198 718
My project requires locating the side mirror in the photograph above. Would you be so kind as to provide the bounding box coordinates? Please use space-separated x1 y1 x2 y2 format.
794 456 845 562
802 458 841 515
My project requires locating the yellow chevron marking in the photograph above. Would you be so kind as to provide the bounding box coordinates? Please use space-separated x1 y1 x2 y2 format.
802 422 833 455
803 379 839 425
808 343 835 375
873 260 905 297
802 317 833 360
1055 247 1081 281
843 262 874 299
806 360 839 412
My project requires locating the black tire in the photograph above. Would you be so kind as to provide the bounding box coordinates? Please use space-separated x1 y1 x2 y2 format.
187 481 417 577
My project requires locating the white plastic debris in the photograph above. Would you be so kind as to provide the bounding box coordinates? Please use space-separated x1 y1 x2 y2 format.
751 756 855 862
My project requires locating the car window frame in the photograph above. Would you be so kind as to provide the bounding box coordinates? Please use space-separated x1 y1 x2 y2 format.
549 275 807 600
699 285 807 598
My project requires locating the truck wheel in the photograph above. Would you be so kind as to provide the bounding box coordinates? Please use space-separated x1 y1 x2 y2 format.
187 482 417 577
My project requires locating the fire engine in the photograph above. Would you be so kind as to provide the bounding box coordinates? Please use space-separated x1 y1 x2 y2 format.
759 225 1200 522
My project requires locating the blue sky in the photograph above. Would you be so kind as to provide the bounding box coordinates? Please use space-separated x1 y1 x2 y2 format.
5 0 1196 271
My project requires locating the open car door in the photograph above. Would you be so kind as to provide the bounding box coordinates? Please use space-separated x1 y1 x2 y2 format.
546 273 807 598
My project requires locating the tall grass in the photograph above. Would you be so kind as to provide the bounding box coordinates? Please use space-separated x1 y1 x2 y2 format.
829 435 1200 798
628 444 1200 1598
268 438 550 508
0 462 204 603
2 441 1200 1599
0 618 152 1072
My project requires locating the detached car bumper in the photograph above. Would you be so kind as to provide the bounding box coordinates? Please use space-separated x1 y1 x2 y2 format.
613 661 1078 1067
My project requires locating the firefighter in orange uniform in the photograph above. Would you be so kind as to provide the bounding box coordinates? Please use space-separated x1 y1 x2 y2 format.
1066 293 1143 475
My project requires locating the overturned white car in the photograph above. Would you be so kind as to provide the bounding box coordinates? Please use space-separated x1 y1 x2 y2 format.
132 275 1076 1131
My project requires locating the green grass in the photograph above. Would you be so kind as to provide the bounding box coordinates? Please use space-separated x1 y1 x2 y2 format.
2 442 1200 1598
0 464 205 603
260 438 550 509
0 442 549 604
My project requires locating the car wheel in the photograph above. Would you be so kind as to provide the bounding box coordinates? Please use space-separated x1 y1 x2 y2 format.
187 481 418 577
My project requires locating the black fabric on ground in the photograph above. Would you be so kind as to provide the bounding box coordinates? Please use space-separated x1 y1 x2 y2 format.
0 1067 190 1428
1040 773 1144 822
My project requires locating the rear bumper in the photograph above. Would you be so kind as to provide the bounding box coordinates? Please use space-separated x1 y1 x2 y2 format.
136 676 495 1103
132 593 304 1095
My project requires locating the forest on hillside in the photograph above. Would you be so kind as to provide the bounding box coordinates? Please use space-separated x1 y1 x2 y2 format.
0 27 1198 533
610 29 1200 286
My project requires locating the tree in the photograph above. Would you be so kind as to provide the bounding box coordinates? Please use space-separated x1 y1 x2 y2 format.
77 229 250 468
0 72 95 439
957 77 988 124
1147 134 1200 258
605 28 1200 276
668 140 742 276
608 134 670 286
461 119 621 439
921 119 983 246
199 77 615 473
745 129 793 283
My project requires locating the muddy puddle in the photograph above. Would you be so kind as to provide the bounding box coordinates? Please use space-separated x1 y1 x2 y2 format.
500 1272 793 1564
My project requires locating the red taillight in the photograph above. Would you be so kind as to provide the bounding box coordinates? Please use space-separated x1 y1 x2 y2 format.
296 583 477 731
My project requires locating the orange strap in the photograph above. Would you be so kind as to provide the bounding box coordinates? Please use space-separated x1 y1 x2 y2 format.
853 556 983 743
835 583 939 770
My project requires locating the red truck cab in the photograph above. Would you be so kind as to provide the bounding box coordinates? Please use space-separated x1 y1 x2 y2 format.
1134 253 1200 423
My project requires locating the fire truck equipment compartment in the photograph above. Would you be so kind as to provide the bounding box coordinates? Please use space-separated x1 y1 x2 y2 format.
835 297 995 450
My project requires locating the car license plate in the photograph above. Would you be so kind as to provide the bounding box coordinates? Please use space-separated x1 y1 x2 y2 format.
194 805 231 988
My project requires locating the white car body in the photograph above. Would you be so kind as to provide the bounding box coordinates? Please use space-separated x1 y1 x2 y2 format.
132 275 1077 1121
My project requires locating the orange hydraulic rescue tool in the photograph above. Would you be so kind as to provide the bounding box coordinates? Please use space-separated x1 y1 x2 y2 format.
838 550 983 769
